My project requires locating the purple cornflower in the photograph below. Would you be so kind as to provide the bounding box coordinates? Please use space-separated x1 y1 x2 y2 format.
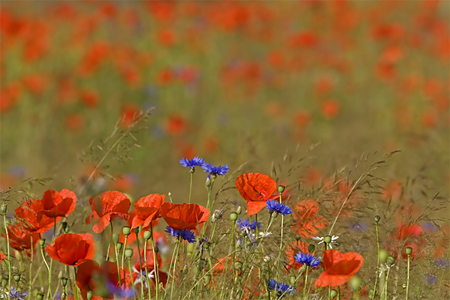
202 163 229 178
266 200 292 216
165 226 196 243
180 157 205 169
105 281 135 299
294 251 322 268
267 279 296 297
1 288 29 300
237 219 261 231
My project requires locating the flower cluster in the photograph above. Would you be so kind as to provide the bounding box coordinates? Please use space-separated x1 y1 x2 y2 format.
164 226 196 243
179 157 205 168
267 279 296 297
266 200 292 216
180 157 229 178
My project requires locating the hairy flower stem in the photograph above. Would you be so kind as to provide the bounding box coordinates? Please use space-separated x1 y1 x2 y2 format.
406 254 411 300
40 245 52 300
372 221 380 298
188 172 193 204
169 233 182 300
303 266 309 298
135 231 145 298
106 222 113 261
3 213 11 300
122 235 128 270
383 265 391 300
115 246 121 287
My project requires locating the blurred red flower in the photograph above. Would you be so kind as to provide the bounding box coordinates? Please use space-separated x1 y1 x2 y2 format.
119 104 140 128
80 90 99 108
85 191 131 233
165 114 187 136
236 173 277 216
291 199 328 238
285 241 311 272
160 203 209 230
46 233 96 267
315 249 364 288
134 248 163 272
321 99 340 119
130 194 165 229
2 224 39 257
0 252 5 262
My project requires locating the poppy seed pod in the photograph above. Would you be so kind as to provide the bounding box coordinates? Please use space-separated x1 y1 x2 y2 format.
230 212 238 221
378 249 389 263
350 276 362 290
143 230 152 240
387 255 395 265
406 247 412 255
324 236 332 244
36 294 44 300
134 227 140 234
122 226 131 236
14 275 20 282
87 291 94 300
374 215 381 223
116 242 123 251
39 239 46 246
331 289 338 299
1 204 7 214
278 185 285 193
125 248 133 258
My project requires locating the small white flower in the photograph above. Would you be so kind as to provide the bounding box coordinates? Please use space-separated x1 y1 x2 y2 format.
311 235 339 249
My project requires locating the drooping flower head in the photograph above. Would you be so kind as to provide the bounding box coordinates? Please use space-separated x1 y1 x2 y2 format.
85 191 131 233
236 173 277 216
202 163 229 178
266 200 292 216
315 249 364 288
267 279 296 297
294 251 322 268
179 157 204 169
160 202 209 230
45 233 96 267
164 226 196 243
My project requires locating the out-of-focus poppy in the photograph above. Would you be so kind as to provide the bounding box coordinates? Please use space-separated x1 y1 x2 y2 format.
76 260 128 300
236 173 277 216
157 29 176 46
394 222 422 240
134 248 163 272
45 233 95 267
65 113 84 131
119 104 140 128
37 189 77 221
80 90 99 108
321 99 340 119
130 194 165 229
160 203 209 230
165 114 187 136
291 199 328 238
1 224 40 257
0 252 5 262
85 191 131 233
315 249 364 287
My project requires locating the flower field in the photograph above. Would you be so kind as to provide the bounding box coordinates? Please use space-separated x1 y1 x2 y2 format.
0 1 449 300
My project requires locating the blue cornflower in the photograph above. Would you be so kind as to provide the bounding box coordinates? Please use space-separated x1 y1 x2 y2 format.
0 288 29 300
266 200 292 216
180 157 205 169
267 279 296 297
237 219 261 231
435 258 450 268
294 251 322 268
106 281 135 299
202 163 229 178
165 226 196 243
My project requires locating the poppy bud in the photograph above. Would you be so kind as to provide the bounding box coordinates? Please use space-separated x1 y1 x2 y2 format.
15 250 22 262
230 212 238 221
290 276 296 285
308 244 315 254
62 222 68 231
87 291 94 300
64 226 70 233
61 277 68 287
350 276 362 290
125 248 133 258
374 215 381 223
236 206 242 215
330 289 338 299
405 247 412 256
387 255 395 265
123 226 131 236
37 294 44 300
116 242 123 251
143 230 152 240
14 275 20 282
278 185 285 193
324 236 332 244
378 250 388 263
203 275 211 286
295 235 301 241
134 227 140 234
154 246 160 254
39 239 46 246
112 233 120 244
190 167 195 174
1 204 7 214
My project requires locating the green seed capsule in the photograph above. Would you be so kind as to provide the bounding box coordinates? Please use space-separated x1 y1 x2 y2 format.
387 255 395 265
125 248 133 258
1 204 7 214
39 239 46 246
122 226 131 236
87 291 94 300
14 275 21 282
278 185 285 193
36 294 44 300
116 242 123 251
405 247 412 255
374 215 381 223
324 236 332 244
143 230 152 240
330 289 338 299
230 212 238 221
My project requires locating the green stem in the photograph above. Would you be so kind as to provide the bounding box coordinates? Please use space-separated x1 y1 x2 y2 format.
406 254 410 300
372 222 380 298
135 231 145 298
143 239 151 300
121 235 128 270
383 265 391 300
170 232 182 300
3 214 11 300
150 224 159 300
29 235 33 300
303 266 309 298
127 258 136 299
106 222 113 261
188 171 193 204
40 245 52 300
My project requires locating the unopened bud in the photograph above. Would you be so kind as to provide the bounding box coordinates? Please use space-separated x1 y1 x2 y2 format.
350 276 362 290
1 204 7 214
15 250 23 261
134 227 140 234
116 242 123 251
378 250 388 263
39 239 46 246
374 215 381 223
234 261 243 271
13 275 20 282
122 226 131 236
58 271 63 279
236 206 242 215
290 275 296 285
87 291 94 300
203 275 211 285
62 222 68 231
153 246 160 254
263 256 271 263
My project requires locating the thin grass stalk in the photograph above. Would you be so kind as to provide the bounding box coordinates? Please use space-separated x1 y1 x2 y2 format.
169 232 182 300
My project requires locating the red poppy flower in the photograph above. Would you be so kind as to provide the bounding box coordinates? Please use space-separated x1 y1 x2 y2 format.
37 189 77 221
2 224 39 257
236 173 277 216
85 191 131 233
15 199 56 233
0 252 5 262
76 260 128 300
160 203 209 230
394 222 422 240
291 199 328 238
130 194 165 229
315 250 364 288
45 233 96 267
